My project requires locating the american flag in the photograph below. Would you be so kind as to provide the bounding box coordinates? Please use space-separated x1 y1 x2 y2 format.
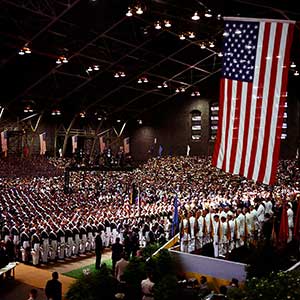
72 135 78 153
99 136 106 154
1 130 8 156
123 137 130 154
212 17 295 185
39 132 47 155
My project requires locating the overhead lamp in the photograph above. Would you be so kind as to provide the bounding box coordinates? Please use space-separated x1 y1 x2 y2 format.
164 20 171 28
195 91 200 96
191 92 195 97
138 78 142 83
218 52 223 57
93 65 99 71
294 70 299 76
180 88 185 92
192 12 200 21
217 14 222 20
209 41 215 48
189 32 195 39
87 66 93 72
157 84 162 88
200 43 206 49
117 119 121 123
62 56 68 63
223 32 229 37
56 58 62 64
235 29 242 35
126 7 133 17
143 77 148 83
175 88 180 93
138 119 143 125
163 82 168 88
290 62 296 68
136 6 143 15
80 112 86 118
98 117 102 121
155 21 161 30
114 72 120 78
52 109 61 116
18 49 25 55
179 34 186 40
204 9 212 18
24 47 31 54
120 72 126 77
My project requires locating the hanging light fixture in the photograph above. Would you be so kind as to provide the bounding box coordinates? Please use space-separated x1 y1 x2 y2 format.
191 12 200 20
126 7 133 16
157 84 162 89
24 47 31 54
179 34 186 40
200 43 206 49
143 77 148 83
189 32 196 39
80 112 86 118
138 78 142 83
175 88 180 93
62 56 68 63
114 72 120 78
136 6 143 15
180 87 185 92
18 49 25 55
120 72 126 77
155 21 161 30
209 41 215 48
93 65 99 71
294 70 299 76
164 20 171 28
163 82 168 88
290 62 296 68
218 52 223 57
204 9 212 17
87 66 93 72
138 119 143 125
191 92 195 97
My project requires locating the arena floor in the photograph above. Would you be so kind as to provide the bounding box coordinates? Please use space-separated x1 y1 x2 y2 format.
1 250 112 300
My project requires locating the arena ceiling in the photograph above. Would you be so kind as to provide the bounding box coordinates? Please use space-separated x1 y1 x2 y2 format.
0 0 299 126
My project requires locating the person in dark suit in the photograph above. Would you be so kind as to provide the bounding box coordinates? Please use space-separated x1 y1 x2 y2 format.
95 232 103 270
45 272 62 300
111 237 123 273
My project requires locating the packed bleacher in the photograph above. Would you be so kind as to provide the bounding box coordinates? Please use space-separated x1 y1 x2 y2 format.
0 156 300 267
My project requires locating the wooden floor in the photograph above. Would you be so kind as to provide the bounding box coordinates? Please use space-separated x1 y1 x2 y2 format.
1 250 112 300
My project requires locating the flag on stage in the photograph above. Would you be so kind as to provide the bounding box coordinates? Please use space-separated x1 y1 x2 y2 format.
72 135 78 153
1 130 8 157
158 145 163 157
123 137 130 154
99 136 106 154
171 195 179 237
186 144 191 156
212 17 295 185
39 132 47 155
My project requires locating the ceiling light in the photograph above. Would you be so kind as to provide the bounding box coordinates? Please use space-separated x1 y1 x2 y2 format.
87 66 93 72
155 21 161 30
24 47 31 54
62 56 68 63
138 119 143 125
114 72 120 78
117 119 121 123
209 42 215 48
175 88 180 93
56 58 62 64
223 32 229 37
191 92 195 97
235 29 242 35
163 82 168 88
136 6 143 15
294 70 299 76
120 72 126 77
164 20 171 28
157 84 162 88
18 49 25 55
290 62 296 68
192 12 200 21
179 34 186 40
138 78 142 83
200 43 206 49
204 9 212 18
93 65 99 71
80 112 86 118
195 91 200 96
126 7 133 17
218 52 223 57
98 117 102 121
143 77 148 83
217 14 222 20
180 88 185 92
189 32 195 39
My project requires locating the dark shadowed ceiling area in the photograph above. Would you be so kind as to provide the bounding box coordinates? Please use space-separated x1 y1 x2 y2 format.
0 0 299 126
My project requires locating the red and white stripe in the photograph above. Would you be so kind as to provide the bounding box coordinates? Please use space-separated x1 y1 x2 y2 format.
212 18 294 185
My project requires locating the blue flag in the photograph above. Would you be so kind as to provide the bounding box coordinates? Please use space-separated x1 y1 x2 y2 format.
171 195 179 237
158 145 163 157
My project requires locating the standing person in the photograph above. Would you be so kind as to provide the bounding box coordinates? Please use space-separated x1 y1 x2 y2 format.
95 232 103 270
111 237 123 273
45 271 62 300
141 272 155 300
115 253 129 282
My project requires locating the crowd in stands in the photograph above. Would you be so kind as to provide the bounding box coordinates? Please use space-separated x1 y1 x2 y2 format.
0 156 300 267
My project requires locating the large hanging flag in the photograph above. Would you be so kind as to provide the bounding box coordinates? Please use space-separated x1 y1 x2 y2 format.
39 132 47 155
123 137 130 154
72 135 78 153
171 195 179 237
1 130 8 157
212 17 295 185
99 136 106 154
